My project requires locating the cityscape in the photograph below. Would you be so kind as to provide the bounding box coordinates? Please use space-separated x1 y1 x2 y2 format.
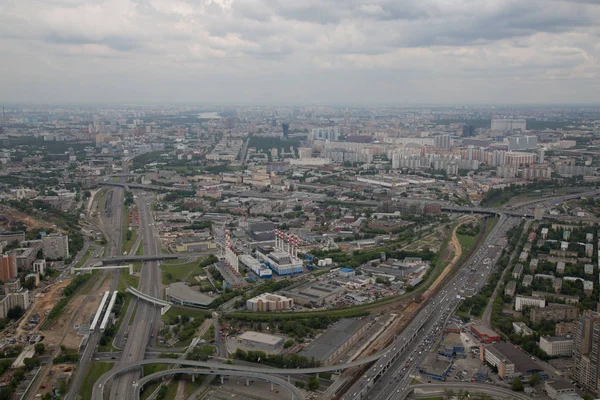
1 1 600 400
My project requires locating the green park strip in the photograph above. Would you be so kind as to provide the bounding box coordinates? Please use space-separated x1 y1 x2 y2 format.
79 362 114 400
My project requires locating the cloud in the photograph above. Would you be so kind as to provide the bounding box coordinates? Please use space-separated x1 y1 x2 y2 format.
0 0 598 104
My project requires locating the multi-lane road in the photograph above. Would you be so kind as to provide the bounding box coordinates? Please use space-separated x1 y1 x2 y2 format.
108 193 163 400
342 215 517 400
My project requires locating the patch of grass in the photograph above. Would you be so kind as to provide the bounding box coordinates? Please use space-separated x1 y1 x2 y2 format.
141 382 161 400
136 242 143 255
457 234 476 255
410 378 421 385
118 268 140 291
143 363 170 376
161 260 204 284
79 362 114 399
162 306 211 322
73 249 92 269
183 378 205 398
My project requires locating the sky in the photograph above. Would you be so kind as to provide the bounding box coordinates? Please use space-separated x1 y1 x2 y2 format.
1 0 599 105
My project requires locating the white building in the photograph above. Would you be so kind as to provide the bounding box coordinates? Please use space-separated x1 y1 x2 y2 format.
515 295 546 311
491 119 527 132
539 336 573 357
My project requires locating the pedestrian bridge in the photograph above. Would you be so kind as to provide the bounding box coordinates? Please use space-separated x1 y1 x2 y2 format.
126 287 171 314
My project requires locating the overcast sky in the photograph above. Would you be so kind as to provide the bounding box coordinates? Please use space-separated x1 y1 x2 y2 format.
1 0 599 105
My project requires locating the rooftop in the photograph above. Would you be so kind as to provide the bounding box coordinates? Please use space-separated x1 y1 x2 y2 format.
239 331 283 346
166 282 214 306
487 342 542 374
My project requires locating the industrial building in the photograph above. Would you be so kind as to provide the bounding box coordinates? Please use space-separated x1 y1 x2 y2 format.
247 222 276 243
239 254 272 278
245 293 293 312
491 118 527 131
300 318 372 365
482 342 544 379
279 281 345 307
255 247 303 276
418 353 453 381
237 331 284 353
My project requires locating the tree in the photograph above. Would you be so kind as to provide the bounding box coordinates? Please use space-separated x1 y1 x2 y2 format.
7 305 24 320
445 389 455 399
528 373 541 386
34 343 45 356
307 375 320 391
511 378 524 392
295 380 305 388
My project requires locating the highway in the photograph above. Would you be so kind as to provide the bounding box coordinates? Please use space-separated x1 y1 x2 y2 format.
135 368 303 400
109 193 163 400
342 215 517 400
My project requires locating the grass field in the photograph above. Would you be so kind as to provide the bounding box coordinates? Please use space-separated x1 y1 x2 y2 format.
118 268 140 291
79 362 114 399
73 249 92 269
457 234 476 255
161 260 203 284
143 363 170 376
162 306 211 321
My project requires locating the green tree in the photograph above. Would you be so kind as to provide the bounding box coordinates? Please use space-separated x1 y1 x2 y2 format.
511 378 524 392
295 380 305 388
34 343 45 356
528 373 541 386
307 375 320 391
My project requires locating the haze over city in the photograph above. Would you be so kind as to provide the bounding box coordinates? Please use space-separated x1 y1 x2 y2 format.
1 0 600 105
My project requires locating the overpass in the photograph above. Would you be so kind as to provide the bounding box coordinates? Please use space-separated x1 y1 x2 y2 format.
99 181 194 193
126 287 172 314
101 252 212 264
132 368 303 400
71 264 133 274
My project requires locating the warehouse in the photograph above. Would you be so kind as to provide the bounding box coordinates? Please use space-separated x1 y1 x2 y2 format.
300 318 371 364
237 331 284 352
482 342 544 379
279 281 345 307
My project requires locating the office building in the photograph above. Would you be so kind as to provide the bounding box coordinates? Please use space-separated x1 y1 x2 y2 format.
42 233 69 260
311 127 340 141
462 124 475 137
246 293 293 312
491 118 527 132
282 123 290 138
539 336 573 357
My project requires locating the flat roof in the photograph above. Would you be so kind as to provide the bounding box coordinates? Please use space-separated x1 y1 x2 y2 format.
471 324 500 337
300 318 369 362
166 282 214 306
239 331 283 346
488 342 542 374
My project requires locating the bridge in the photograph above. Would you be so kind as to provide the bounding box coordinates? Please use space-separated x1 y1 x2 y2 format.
71 264 133 275
126 287 172 314
99 181 194 193
101 252 213 264
132 368 303 400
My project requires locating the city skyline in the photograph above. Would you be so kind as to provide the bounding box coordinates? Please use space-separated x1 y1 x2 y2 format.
1 0 600 105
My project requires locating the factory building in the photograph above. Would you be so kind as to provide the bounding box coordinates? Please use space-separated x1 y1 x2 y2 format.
237 331 284 352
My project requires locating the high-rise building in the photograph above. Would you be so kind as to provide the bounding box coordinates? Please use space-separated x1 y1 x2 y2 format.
462 124 475 137
573 311 600 394
282 123 290 139
0 254 17 282
538 148 546 164
491 118 527 131
434 134 451 150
